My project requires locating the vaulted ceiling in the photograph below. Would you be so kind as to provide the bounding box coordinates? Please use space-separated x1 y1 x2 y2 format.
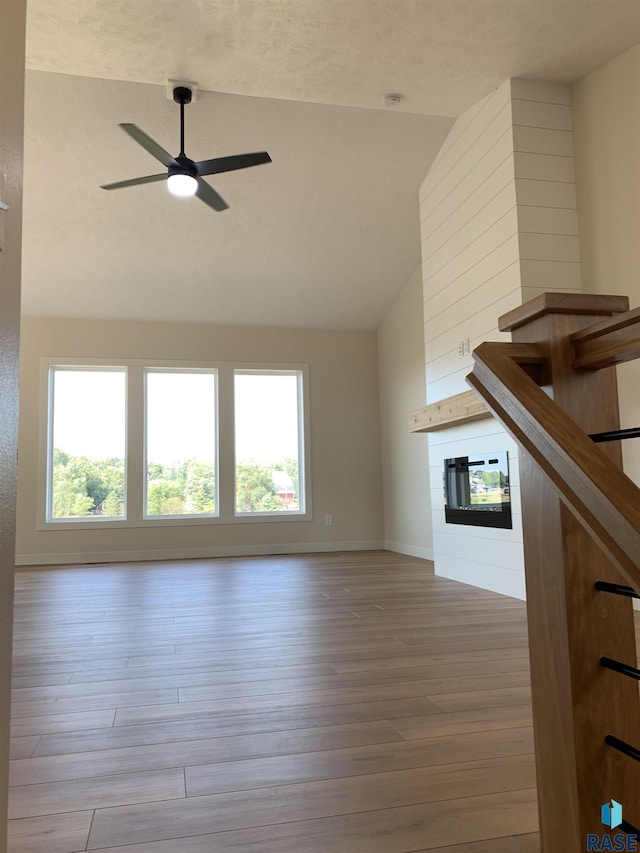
22 0 640 329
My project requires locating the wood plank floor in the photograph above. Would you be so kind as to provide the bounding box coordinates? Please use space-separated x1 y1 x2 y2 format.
8 551 540 852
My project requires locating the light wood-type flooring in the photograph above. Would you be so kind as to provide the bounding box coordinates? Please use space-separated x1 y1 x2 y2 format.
8 551 540 852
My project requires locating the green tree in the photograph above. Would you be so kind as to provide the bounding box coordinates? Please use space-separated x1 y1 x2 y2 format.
147 462 165 481
146 479 185 515
102 490 122 517
52 450 124 517
185 459 216 513
52 460 94 516
236 461 283 512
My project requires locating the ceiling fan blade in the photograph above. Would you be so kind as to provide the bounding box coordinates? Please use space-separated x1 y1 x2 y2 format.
119 124 178 168
100 173 167 191
195 178 229 211
195 151 272 177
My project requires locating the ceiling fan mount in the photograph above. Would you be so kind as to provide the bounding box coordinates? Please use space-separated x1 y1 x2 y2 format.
100 83 271 211
172 85 193 106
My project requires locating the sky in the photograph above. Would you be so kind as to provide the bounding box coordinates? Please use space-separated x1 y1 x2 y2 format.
52 368 301 466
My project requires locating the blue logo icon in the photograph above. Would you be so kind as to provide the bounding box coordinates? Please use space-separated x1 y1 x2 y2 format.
589 799 636 851
602 800 623 830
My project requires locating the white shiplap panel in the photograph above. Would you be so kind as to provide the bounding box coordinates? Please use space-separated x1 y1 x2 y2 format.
435 529 525 572
424 231 520 301
424 205 518 288
421 82 512 207
513 151 575 183
421 127 514 230
421 154 516 257
427 326 512 398
514 178 577 209
511 99 573 131
512 125 574 157
517 206 579 236
424 260 520 323
426 289 522 360
518 233 581 263
421 92 494 202
427 418 518 452
510 79 571 106
431 510 524 545
433 554 526 600
519 259 582 289
422 181 517 267
426 363 474 402
421 107 513 221
425 344 472 390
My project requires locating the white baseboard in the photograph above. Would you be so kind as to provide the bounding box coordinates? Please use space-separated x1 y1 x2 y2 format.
15 540 386 568
384 540 434 562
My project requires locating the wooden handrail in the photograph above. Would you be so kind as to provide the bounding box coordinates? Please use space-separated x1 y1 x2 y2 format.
571 305 640 369
456 295 640 849
468 340 640 592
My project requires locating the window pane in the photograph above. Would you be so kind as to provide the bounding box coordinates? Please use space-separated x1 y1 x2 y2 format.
145 371 217 517
49 369 126 520
234 372 303 514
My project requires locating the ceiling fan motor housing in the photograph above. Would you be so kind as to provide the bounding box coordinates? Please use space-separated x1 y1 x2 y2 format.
169 154 197 179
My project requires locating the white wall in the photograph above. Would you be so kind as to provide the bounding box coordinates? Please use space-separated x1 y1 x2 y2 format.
17 317 385 565
573 43 640 484
377 267 433 560
0 2 25 847
420 78 581 599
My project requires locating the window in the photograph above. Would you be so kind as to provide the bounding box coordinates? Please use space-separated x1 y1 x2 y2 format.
47 367 127 520
234 370 304 514
43 361 307 526
145 370 218 518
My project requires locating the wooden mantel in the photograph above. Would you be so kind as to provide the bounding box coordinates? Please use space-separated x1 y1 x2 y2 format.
408 390 491 433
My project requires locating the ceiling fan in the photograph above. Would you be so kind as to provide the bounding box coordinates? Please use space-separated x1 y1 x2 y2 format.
100 85 271 211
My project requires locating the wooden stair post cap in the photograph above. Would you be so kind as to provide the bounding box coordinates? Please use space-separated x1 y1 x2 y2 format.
499 293 630 333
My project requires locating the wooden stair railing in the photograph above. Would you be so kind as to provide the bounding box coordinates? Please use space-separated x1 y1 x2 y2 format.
466 293 640 853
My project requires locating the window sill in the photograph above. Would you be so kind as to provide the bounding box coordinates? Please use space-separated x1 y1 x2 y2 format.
38 511 312 531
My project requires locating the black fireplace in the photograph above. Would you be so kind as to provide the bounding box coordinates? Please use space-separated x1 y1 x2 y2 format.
443 451 512 529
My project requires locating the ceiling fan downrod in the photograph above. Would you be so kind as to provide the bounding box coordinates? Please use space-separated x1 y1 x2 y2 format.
173 86 192 157
170 86 197 186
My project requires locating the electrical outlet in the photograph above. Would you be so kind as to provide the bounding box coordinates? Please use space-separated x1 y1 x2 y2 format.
325 514 333 525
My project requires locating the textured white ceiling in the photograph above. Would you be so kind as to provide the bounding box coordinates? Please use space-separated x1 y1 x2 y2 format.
21 1 640 329
26 0 640 117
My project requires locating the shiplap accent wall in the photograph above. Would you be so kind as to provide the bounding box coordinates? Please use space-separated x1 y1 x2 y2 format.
420 78 581 599
512 79 581 304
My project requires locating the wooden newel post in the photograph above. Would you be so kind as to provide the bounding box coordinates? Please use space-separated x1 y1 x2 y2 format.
498 294 640 852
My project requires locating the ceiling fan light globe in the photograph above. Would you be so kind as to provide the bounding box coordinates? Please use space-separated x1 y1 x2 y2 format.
167 173 198 197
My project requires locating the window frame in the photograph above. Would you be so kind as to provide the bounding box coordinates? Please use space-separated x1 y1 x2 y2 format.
45 364 129 525
233 368 307 518
38 358 311 530
143 367 220 521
